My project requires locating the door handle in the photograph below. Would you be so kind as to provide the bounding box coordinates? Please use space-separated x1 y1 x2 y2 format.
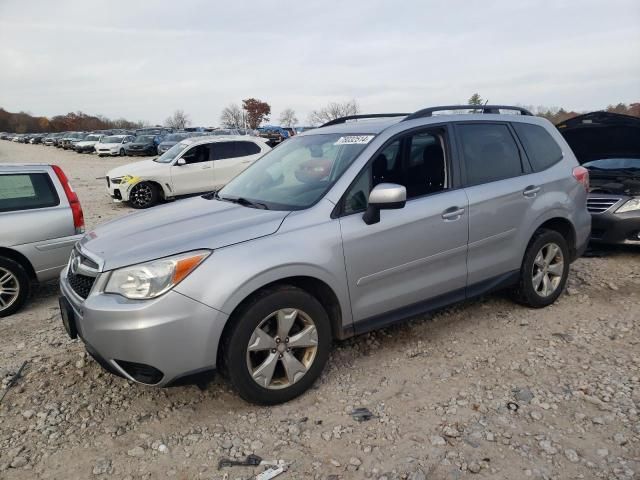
200 165 212 169
241 159 252 164
523 185 541 198
441 207 465 221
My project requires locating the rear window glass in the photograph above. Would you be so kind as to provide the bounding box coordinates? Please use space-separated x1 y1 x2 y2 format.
235 141 261 157
0 173 60 212
513 123 563 172
458 123 523 185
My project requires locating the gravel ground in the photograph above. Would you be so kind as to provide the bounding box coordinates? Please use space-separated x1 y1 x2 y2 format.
0 141 639 480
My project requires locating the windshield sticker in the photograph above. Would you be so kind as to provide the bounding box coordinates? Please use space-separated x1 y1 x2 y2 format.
334 135 374 145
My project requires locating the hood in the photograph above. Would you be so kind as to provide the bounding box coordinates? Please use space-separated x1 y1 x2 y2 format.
557 112 640 164
107 159 162 178
79 196 290 270
76 140 98 147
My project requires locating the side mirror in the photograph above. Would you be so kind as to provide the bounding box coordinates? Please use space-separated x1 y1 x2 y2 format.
176 158 186 166
362 183 406 225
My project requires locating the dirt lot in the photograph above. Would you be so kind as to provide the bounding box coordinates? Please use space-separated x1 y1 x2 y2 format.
0 141 639 480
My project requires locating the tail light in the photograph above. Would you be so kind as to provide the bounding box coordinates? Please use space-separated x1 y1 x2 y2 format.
572 166 589 192
52 165 85 234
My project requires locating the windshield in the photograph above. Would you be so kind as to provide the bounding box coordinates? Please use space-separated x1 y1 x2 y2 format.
155 141 189 163
218 133 374 210
134 135 154 143
583 158 640 171
164 133 188 142
85 135 101 141
102 136 124 144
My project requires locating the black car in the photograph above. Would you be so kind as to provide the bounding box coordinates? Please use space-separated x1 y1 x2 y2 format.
558 112 640 245
125 135 162 156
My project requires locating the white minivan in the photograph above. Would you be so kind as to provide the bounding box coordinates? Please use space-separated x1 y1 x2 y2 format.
105 136 270 208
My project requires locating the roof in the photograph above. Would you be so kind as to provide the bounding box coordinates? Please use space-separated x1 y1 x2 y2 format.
180 135 268 146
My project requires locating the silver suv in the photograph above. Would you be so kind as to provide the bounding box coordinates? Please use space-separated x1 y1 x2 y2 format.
59 105 591 404
1 164 84 317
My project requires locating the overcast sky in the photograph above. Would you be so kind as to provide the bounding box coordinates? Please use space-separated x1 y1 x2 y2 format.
0 0 638 126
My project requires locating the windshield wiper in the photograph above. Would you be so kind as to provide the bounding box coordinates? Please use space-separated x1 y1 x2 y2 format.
217 194 269 210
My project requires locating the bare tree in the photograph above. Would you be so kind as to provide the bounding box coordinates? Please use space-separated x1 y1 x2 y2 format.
164 109 191 129
278 108 298 127
308 100 360 126
220 103 245 128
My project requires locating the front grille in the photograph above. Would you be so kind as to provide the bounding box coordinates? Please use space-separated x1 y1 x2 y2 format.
67 271 96 299
587 197 621 214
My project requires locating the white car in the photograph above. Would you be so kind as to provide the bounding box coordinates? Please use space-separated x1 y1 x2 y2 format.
74 133 106 153
105 136 271 208
95 135 135 157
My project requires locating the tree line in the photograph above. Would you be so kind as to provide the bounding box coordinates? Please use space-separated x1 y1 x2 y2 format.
0 108 147 134
2 97 638 134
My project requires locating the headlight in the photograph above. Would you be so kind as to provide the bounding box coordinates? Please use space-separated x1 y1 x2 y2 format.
110 177 123 184
615 198 640 213
104 250 210 299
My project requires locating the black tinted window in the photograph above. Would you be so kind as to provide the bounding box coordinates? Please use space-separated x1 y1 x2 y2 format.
182 145 210 164
235 141 261 157
343 130 448 214
0 173 59 212
210 142 236 160
458 124 523 185
513 123 563 172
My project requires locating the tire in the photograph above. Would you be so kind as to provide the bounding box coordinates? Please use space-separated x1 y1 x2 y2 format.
119 149 125 156
512 229 570 308
128 182 159 209
220 286 332 405
0 257 31 318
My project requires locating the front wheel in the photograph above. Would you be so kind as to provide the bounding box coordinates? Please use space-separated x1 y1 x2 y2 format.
128 182 159 209
221 286 331 405
512 229 570 308
119 148 125 156
0 257 30 318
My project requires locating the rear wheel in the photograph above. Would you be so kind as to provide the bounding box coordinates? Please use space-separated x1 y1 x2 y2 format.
128 182 159 209
221 286 331 405
512 229 569 308
0 257 30 318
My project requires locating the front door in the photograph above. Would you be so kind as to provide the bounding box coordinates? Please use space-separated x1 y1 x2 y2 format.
338 128 469 325
170 144 215 195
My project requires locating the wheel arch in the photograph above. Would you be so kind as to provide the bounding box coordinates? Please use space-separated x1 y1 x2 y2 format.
526 213 577 260
217 275 346 368
0 247 37 280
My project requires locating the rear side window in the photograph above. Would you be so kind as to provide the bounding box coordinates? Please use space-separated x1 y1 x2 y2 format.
0 173 60 212
513 123 563 172
210 142 236 160
458 123 523 185
235 141 261 157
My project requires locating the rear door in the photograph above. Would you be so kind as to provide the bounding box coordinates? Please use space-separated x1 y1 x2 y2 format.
212 141 263 186
170 144 215 195
0 170 76 274
455 122 535 285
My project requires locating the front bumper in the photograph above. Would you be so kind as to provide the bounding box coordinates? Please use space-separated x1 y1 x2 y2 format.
126 146 155 156
59 267 228 386
591 209 640 244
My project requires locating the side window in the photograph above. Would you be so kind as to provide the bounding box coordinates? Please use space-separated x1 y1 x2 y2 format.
235 141 261 157
181 145 210 164
458 124 523 186
512 123 563 172
210 142 236 161
0 173 59 212
342 129 448 214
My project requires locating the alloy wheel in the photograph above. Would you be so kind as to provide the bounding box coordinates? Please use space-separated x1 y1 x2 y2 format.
246 308 319 390
0 267 20 311
130 183 154 208
532 242 564 297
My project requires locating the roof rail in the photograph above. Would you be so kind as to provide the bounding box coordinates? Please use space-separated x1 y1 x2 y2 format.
403 105 533 122
320 113 410 128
